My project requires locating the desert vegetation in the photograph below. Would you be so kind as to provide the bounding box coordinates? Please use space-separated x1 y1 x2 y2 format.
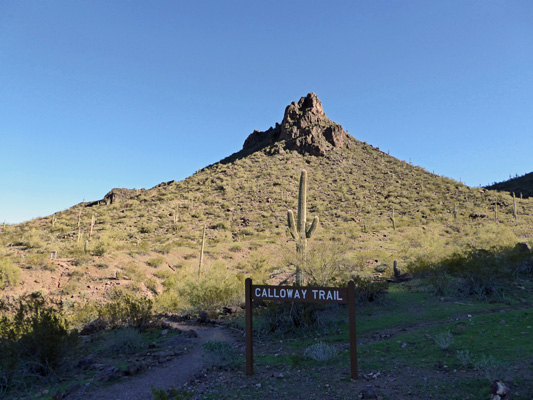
1 94 532 398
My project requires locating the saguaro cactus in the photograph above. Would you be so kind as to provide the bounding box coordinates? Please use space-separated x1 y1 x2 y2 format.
89 214 95 240
198 224 206 279
513 192 517 221
287 170 319 285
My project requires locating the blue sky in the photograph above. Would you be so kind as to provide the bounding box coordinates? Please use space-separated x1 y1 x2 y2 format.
1 1 532 224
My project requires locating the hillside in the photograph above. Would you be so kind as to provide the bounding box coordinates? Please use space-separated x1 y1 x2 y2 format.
486 171 533 199
1 93 532 309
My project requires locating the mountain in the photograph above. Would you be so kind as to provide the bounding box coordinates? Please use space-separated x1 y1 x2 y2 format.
1 93 532 306
485 172 533 199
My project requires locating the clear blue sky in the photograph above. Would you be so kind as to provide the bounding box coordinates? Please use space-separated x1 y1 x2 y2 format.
1 1 532 224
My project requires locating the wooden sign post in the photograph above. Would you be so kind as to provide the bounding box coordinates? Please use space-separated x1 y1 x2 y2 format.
245 279 358 379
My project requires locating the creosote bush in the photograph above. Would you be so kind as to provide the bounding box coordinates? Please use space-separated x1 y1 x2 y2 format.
409 244 532 299
179 265 241 311
0 259 21 289
202 340 240 369
96 290 153 330
98 327 145 355
0 293 78 392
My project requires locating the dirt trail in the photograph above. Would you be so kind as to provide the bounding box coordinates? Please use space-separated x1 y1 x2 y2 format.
67 323 237 400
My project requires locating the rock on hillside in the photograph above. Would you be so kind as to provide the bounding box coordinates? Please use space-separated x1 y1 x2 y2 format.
242 92 352 156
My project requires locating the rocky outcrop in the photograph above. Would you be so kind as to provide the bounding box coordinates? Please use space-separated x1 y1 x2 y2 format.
242 93 351 156
86 188 145 207
102 188 143 205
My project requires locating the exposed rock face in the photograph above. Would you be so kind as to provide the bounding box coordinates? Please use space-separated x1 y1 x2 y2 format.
242 93 350 156
102 188 143 205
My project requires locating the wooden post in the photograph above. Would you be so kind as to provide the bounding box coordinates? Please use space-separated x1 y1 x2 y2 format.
347 280 358 380
245 278 254 375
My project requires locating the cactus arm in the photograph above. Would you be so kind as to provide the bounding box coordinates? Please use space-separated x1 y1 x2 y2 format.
306 216 319 238
287 210 298 239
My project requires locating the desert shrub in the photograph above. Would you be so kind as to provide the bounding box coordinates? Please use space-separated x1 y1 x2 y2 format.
456 349 472 368
154 291 181 313
474 355 505 382
0 293 78 391
257 302 321 334
146 256 165 268
0 259 21 289
23 253 50 269
91 241 107 256
433 331 454 350
179 265 241 311
410 244 528 299
151 385 194 400
98 327 145 355
299 241 352 286
304 342 337 361
20 229 45 249
228 245 242 253
144 278 159 295
202 340 240 369
155 243 173 254
208 221 226 231
139 224 156 234
351 275 389 304
153 269 174 280
96 290 153 330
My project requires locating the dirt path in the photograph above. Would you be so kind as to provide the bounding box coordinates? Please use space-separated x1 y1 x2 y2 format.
67 323 238 400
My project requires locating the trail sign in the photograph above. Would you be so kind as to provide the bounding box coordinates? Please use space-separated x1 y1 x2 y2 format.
245 279 358 379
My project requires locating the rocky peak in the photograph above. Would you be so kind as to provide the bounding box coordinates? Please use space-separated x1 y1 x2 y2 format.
242 93 351 156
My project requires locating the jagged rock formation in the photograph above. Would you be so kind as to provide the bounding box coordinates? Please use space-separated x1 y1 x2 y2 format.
242 93 351 156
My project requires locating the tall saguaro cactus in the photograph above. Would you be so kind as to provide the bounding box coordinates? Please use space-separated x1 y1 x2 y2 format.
287 170 319 285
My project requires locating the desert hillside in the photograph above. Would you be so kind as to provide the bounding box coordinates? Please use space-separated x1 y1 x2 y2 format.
1 93 532 309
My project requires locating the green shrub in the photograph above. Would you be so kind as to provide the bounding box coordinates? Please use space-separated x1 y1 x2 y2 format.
202 340 239 369
147 256 165 268
98 327 145 355
92 241 107 256
139 224 156 234
151 385 194 400
0 259 21 289
23 253 49 269
0 293 78 391
209 222 229 230
351 275 389 304
179 265 241 311
304 342 337 361
299 241 351 286
96 290 153 329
